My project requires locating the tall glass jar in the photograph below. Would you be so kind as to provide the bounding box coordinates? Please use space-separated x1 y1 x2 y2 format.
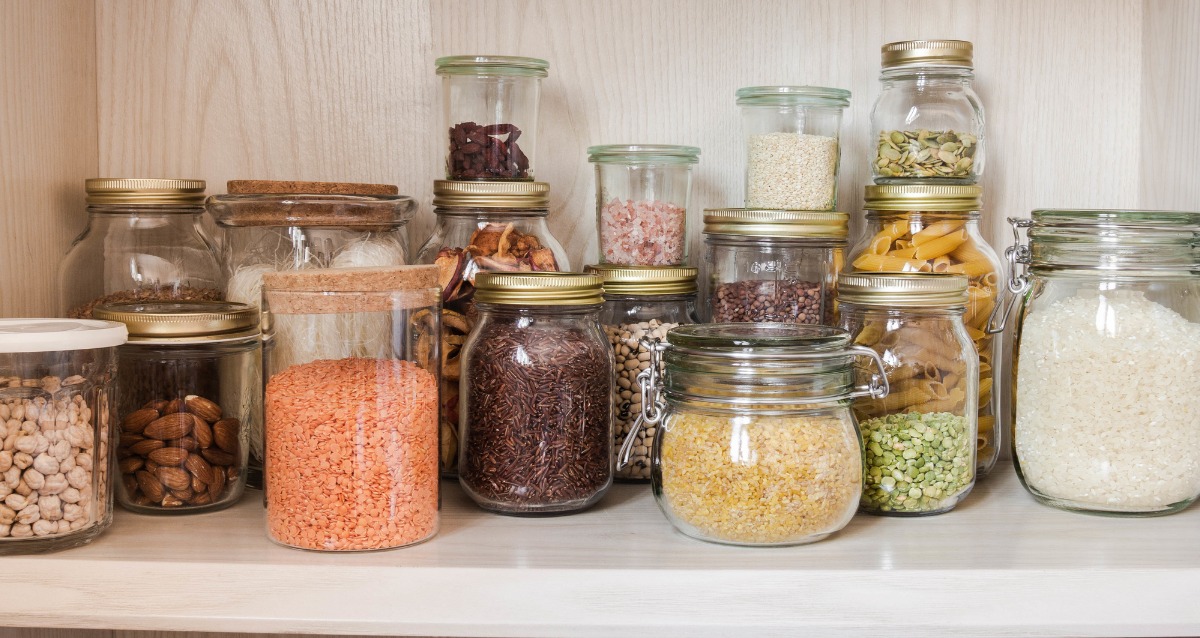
0 319 125 554
93 302 259 514
848 184 1003 475
837 273 978 515
437 55 548 181
261 265 441 550
588 144 700 266
1003 210 1200 516
60 178 222 319
636 323 887 546
415 180 570 475
703 209 847 324
585 265 698 482
736 85 850 211
871 40 984 183
459 272 613 514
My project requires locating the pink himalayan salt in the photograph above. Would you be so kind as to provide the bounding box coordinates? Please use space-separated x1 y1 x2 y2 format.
599 197 686 265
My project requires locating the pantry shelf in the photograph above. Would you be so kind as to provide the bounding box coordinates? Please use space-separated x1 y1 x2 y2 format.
0 470 1197 637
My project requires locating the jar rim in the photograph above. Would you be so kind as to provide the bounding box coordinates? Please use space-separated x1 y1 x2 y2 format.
586 144 701 165
435 55 549 78
735 85 851 108
703 208 848 239
207 193 416 228
92 301 260 342
667 323 850 354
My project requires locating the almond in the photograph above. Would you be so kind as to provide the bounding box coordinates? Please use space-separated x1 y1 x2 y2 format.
120 408 160 434
192 417 213 448
212 418 240 454
122 473 138 496
166 436 199 452
169 486 194 501
130 438 165 456
207 467 227 500
118 456 144 474
189 492 214 506
191 474 207 492
184 395 222 422
201 447 235 466
184 453 214 484
157 466 192 491
147 447 189 466
144 413 193 441
136 470 165 501
164 398 184 414
142 399 169 412
161 494 185 507
119 433 145 449
144 459 160 474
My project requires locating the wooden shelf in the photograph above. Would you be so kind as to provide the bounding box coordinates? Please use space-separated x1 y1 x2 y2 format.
1 469 1198 637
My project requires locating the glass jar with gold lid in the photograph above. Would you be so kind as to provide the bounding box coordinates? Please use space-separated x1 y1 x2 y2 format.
93 301 260 515
458 272 614 514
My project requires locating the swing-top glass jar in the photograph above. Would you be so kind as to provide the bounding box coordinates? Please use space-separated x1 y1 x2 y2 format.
638 323 888 546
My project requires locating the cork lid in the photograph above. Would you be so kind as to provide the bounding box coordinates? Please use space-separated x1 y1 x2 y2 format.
262 265 438 292
207 180 414 229
226 180 399 196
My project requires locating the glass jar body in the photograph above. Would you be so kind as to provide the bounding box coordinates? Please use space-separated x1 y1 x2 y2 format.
739 101 845 211
839 304 978 515
600 293 696 481
847 210 1002 474
60 207 223 319
261 286 441 550
871 68 984 183
439 63 544 180
459 304 614 514
113 337 259 514
591 148 697 266
704 234 843 325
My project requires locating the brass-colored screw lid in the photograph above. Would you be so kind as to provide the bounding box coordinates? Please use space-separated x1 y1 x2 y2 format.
85 178 206 206
881 40 973 69
837 272 969 307
585 265 698 296
474 272 604 306
93 301 259 342
432 180 550 209
703 209 848 238
864 184 982 212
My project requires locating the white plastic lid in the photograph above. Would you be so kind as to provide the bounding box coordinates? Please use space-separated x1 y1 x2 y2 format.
0 319 128 353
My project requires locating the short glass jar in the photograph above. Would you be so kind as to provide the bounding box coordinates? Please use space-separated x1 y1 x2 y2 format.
736 85 850 211
848 185 1003 475
60 178 223 319
415 180 570 475
587 144 700 266
436 55 548 181
871 40 984 183
262 265 441 550
703 208 847 324
837 273 978 515
1003 210 1200 516
459 272 614 514
637 323 887 546
0 319 126 554
93 302 259 514
585 264 698 482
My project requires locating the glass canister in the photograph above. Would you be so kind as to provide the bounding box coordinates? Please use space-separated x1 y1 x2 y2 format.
459 272 613 514
848 184 1003 475
93 302 260 514
636 323 888 546
587 144 700 266
703 208 847 324
261 265 441 550
1001 210 1200 516
871 40 984 183
585 264 698 481
736 85 850 211
415 180 570 475
0 319 126 553
60 178 223 319
837 273 978 515
436 55 548 181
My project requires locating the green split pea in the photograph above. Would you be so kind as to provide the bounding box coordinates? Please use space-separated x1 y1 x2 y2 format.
859 411 974 514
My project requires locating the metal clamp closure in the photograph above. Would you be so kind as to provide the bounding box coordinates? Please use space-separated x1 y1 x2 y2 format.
986 217 1033 334
848 345 891 400
619 338 668 471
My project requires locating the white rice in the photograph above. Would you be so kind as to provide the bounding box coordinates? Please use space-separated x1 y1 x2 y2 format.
745 132 837 210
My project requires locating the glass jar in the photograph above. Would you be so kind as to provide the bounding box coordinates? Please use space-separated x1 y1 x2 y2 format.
736 85 850 211
436 55 548 181
585 265 698 482
636 323 887 546
588 144 700 266
60 178 223 319
93 302 260 514
848 185 1003 475
459 272 613 514
415 180 570 475
871 40 984 183
261 265 441 550
703 209 847 324
0 319 126 553
1002 210 1200 516
837 273 978 515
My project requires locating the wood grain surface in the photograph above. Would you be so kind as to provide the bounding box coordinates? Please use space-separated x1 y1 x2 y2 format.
1141 0 1200 209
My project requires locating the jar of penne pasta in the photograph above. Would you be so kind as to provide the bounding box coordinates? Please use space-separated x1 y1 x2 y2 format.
847 185 1002 476
702 208 847 325
838 272 978 516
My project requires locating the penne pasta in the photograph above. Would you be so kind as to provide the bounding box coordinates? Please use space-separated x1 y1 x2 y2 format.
946 259 995 278
853 253 928 272
911 228 968 260
912 220 966 245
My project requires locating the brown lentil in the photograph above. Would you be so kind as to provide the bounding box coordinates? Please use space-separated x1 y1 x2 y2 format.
711 279 824 323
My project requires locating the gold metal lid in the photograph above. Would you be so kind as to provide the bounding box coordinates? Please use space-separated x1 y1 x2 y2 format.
86 178 206 206
881 40 973 68
584 265 698 296
703 208 849 238
435 55 549 78
837 272 969 307
432 180 550 209
864 184 982 212
474 272 604 306
92 301 259 342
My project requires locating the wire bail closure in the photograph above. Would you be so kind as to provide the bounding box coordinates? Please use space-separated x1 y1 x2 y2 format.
986 216 1033 334
618 338 668 471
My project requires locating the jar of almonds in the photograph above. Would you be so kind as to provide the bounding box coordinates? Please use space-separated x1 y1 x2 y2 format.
93 301 260 514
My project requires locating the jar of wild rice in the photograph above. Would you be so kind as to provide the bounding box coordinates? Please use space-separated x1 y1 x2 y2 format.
1003 210 1200 516
584 265 698 482
636 323 887 546
703 208 847 325
459 272 613 514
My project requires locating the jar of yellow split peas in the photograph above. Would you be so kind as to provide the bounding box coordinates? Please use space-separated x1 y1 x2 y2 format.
846 184 1002 476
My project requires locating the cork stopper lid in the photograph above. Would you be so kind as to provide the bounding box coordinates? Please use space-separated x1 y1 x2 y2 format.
262 266 439 314
226 180 399 196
